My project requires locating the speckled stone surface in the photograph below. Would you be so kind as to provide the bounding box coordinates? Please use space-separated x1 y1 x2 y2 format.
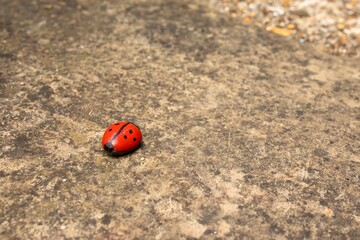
1 0 360 239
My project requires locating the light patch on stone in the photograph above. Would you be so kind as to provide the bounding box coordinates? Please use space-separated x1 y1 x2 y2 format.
220 202 239 215
272 201 295 216
323 207 334 218
179 219 206 238
216 220 231 237
154 198 183 220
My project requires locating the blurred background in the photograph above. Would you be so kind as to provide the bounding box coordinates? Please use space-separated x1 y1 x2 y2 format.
211 0 360 57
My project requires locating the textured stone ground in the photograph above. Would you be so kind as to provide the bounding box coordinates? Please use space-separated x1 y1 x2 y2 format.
1 0 359 239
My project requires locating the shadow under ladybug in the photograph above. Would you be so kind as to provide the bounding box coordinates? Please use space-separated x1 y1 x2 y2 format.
103 141 143 156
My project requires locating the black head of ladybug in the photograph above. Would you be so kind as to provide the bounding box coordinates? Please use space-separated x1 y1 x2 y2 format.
103 142 114 154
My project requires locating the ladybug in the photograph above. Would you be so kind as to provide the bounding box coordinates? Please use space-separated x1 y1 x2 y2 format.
102 121 142 155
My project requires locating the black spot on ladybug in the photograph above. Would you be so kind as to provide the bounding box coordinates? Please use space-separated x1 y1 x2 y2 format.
129 129 133 134
133 138 136 141
109 129 112 132
115 123 119 125
124 135 127 139
104 142 114 153
110 122 131 142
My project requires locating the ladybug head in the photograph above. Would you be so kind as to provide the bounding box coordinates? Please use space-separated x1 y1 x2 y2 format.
103 142 114 154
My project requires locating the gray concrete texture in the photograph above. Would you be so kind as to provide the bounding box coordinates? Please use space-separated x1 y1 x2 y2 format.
1 0 360 239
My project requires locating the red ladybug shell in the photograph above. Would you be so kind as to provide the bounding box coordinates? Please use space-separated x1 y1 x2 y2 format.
102 121 142 155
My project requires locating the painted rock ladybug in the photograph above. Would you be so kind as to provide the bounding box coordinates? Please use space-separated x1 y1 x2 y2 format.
102 121 142 155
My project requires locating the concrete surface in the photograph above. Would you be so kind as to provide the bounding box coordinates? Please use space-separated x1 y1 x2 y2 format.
1 0 359 239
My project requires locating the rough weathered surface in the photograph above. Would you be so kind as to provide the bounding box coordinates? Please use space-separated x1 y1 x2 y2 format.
1 0 359 239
